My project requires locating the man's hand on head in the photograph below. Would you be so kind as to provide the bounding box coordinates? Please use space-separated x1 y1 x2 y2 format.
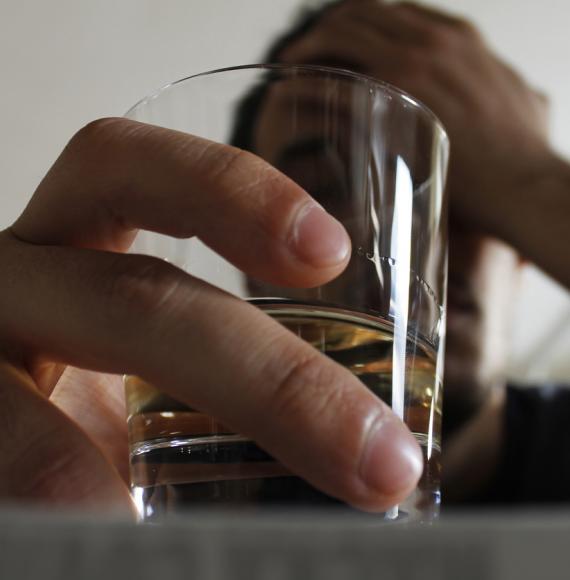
280 0 551 236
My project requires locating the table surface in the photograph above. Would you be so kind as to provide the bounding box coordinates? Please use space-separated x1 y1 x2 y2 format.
1 507 569 580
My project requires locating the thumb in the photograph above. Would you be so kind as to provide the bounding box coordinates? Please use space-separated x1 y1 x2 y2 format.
0 361 134 513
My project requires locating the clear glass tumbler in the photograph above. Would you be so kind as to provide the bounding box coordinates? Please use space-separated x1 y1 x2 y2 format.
124 65 449 522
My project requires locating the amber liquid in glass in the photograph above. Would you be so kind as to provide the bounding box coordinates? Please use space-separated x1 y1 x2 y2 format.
125 303 442 521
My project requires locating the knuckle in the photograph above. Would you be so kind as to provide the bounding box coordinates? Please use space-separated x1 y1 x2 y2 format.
391 48 430 86
64 118 146 177
418 18 479 51
69 117 131 154
422 25 456 50
451 16 480 38
103 256 190 325
65 118 153 173
399 1 480 41
270 352 346 421
320 4 348 27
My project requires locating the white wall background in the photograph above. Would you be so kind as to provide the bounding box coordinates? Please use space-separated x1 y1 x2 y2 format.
1 0 568 384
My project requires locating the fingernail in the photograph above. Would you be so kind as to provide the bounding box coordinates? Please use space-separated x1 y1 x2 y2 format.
359 416 423 497
290 203 351 267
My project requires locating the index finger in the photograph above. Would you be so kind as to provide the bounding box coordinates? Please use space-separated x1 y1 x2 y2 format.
12 118 351 288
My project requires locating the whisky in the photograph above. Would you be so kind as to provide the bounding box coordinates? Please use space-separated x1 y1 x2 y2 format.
125 302 442 521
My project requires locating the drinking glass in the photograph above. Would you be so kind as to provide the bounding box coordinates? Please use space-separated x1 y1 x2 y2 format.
124 65 449 522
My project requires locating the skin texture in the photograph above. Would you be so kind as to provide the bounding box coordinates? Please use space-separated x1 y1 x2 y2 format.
0 118 422 513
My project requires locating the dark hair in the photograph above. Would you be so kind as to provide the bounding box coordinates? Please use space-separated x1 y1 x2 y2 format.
230 1 341 151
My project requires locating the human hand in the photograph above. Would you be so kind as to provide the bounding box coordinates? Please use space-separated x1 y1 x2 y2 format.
0 118 422 512
279 0 551 235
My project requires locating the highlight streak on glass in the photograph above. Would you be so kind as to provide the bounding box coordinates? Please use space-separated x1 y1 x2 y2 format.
388 157 413 519
427 378 439 461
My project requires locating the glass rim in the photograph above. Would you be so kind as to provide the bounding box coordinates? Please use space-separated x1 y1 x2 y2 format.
125 63 448 139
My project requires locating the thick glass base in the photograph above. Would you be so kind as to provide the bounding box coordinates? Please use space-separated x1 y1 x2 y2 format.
130 433 440 523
